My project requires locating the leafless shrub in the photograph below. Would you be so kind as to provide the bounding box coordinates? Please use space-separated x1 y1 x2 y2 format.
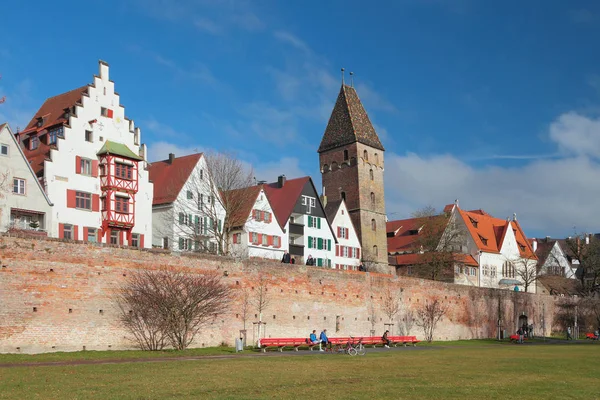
116 268 230 350
415 298 448 342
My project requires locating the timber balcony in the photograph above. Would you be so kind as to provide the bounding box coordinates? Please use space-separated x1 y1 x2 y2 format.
289 243 304 257
289 223 304 236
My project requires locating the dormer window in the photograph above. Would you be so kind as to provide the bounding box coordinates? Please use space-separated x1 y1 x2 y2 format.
469 216 478 228
478 234 488 246
30 135 39 150
36 117 44 128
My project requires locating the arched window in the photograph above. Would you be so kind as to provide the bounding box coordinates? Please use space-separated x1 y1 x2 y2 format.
322 164 329 173
343 150 349 161
331 161 338 170
341 191 346 202
375 153 379 164
371 219 376 231
373 245 378 256
370 192 375 205
369 169 374 180
363 150 368 161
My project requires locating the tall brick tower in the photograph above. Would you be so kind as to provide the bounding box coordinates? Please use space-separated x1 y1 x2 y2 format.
318 82 389 270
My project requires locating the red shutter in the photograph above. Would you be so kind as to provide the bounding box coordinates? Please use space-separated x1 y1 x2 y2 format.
336 244 339 256
268 235 273 246
337 227 341 238
92 160 99 177
98 228 103 243
67 189 77 208
346 229 349 239
140 234 145 248
107 109 113 118
357 248 360 259
83 227 88 242
252 210 256 219
75 156 81 174
249 232 253 242
59 223 65 239
258 234 262 245
233 234 237 244
73 225 79 241
92 194 100 212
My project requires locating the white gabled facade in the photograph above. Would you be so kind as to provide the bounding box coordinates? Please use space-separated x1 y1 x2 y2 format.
149 153 225 253
229 187 287 260
0 124 53 235
329 200 362 270
18 61 153 247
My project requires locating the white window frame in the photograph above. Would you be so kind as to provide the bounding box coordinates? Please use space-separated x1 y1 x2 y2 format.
87 228 97 243
13 178 26 195
131 233 140 248
63 224 73 240
80 158 92 176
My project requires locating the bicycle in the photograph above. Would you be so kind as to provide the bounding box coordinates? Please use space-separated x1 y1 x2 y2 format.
333 337 366 356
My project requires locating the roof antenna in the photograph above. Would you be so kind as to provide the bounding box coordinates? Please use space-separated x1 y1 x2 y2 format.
341 68 345 85
350 72 354 87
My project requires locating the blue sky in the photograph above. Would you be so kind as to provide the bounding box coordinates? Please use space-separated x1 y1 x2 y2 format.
1 0 600 237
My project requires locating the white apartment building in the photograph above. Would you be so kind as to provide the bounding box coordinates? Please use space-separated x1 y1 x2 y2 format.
148 153 225 252
0 123 53 234
17 61 153 247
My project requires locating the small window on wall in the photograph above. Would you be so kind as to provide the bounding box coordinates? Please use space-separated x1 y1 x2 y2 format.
375 153 379 164
80 158 92 175
101 107 113 118
63 224 73 240
371 219 376 231
85 130 93 142
30 135 39 150
373 245 378 257
110 230 119 245
87 228 97 243
370 192 375 205
369 169 374 180
363 150 368 161
344 150 349 161
131 234 140 248
187 191 193 200
0 143 8 156
13 178 26 195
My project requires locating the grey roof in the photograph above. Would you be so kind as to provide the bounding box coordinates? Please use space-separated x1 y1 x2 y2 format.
324 200 342 225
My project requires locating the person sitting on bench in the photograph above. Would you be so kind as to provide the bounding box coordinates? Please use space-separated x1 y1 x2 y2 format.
319 329 330 352
309 330 319 349
382 330 391 348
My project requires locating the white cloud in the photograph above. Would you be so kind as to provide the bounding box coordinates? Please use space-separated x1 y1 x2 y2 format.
147 141 203 162
194 17 223 35
273 31 311 54
231 12 264 31
549 112 600 158
252 157 306 183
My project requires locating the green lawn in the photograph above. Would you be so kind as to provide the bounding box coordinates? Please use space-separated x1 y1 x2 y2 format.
1 343 599 399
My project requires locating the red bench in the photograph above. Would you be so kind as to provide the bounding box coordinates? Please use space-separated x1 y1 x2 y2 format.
259 338 308 352
585 332 599 340
330 336 420 348
509 334 528 342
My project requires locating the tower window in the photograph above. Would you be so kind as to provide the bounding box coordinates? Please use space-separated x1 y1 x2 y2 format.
322 164 329 173
331 161 338 170
341 191 346 202
370 192 375 205
371 219 376 231
373 245 378 257
375 153 379 164
344 150 349 161
370 169 374 180
363 150 368 161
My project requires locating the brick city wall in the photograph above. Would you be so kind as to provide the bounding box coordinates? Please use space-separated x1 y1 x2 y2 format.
0 235 560 354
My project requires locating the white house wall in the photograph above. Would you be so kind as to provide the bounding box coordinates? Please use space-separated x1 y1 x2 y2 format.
541 242 576 279
302 214 335 267
42 62 153 247
0 125 53 233
151 205 173 248
331 201 361 270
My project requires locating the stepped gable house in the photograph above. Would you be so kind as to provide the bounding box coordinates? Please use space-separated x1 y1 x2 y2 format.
16 60 153 247
318 82 388 270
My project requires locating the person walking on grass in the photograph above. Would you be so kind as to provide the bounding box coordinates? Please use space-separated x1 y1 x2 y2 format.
382 330 391 348
567 326 572 340
517 327 523 344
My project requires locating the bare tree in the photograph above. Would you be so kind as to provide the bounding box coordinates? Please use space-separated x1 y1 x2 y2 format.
165 151 255 255
415 297 448 342
381 285 400 333
563 234 600 296
238 286 251 344
410 206 465 281
252 274 270 343
398 307 415 336
116 268 230 351
509 257 538 292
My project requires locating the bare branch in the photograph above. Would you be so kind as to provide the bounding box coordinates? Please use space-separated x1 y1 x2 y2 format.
415 297 447 342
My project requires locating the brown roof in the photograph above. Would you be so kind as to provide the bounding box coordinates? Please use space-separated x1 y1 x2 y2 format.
537 275 579 296
386 215 447 254
222 185 262 228
531 239 555 267
318 84 385 153
148 153 203 205
263 177 310 229
390 253 478 267
17 86 89 175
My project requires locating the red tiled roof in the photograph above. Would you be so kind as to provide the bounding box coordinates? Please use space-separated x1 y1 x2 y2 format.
263 177 310 229
18 86 89 175
148 153 203 205
386 215 447 254
390 253 478 267
222 185 262 228
458 208 536 259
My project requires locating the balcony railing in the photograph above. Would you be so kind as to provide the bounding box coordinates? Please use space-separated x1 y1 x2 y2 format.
289 243 304 257
289 223 304 236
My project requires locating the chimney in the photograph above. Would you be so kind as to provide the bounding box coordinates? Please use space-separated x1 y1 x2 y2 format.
277 175 286 188
532 239 537 253
320 186 327 208
512 213 517 221
168 153 175 164
454 199 459 208
99 60 110 81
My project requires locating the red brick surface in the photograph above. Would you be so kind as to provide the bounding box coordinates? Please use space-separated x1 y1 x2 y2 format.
0 235 558 354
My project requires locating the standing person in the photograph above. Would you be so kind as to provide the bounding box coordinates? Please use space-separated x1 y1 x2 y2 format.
309 330 319 350
358 263 365 272
567 326 572 340
529 323 534 339
382 330 391 348
319 329 330 352
517 327 523 344
281 251 291 264
306 255 314 266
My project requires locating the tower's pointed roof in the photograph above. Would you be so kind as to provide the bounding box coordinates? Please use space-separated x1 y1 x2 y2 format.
318 84 385 153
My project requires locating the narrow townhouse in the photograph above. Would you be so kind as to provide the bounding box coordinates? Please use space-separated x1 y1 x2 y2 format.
324 199 362 270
